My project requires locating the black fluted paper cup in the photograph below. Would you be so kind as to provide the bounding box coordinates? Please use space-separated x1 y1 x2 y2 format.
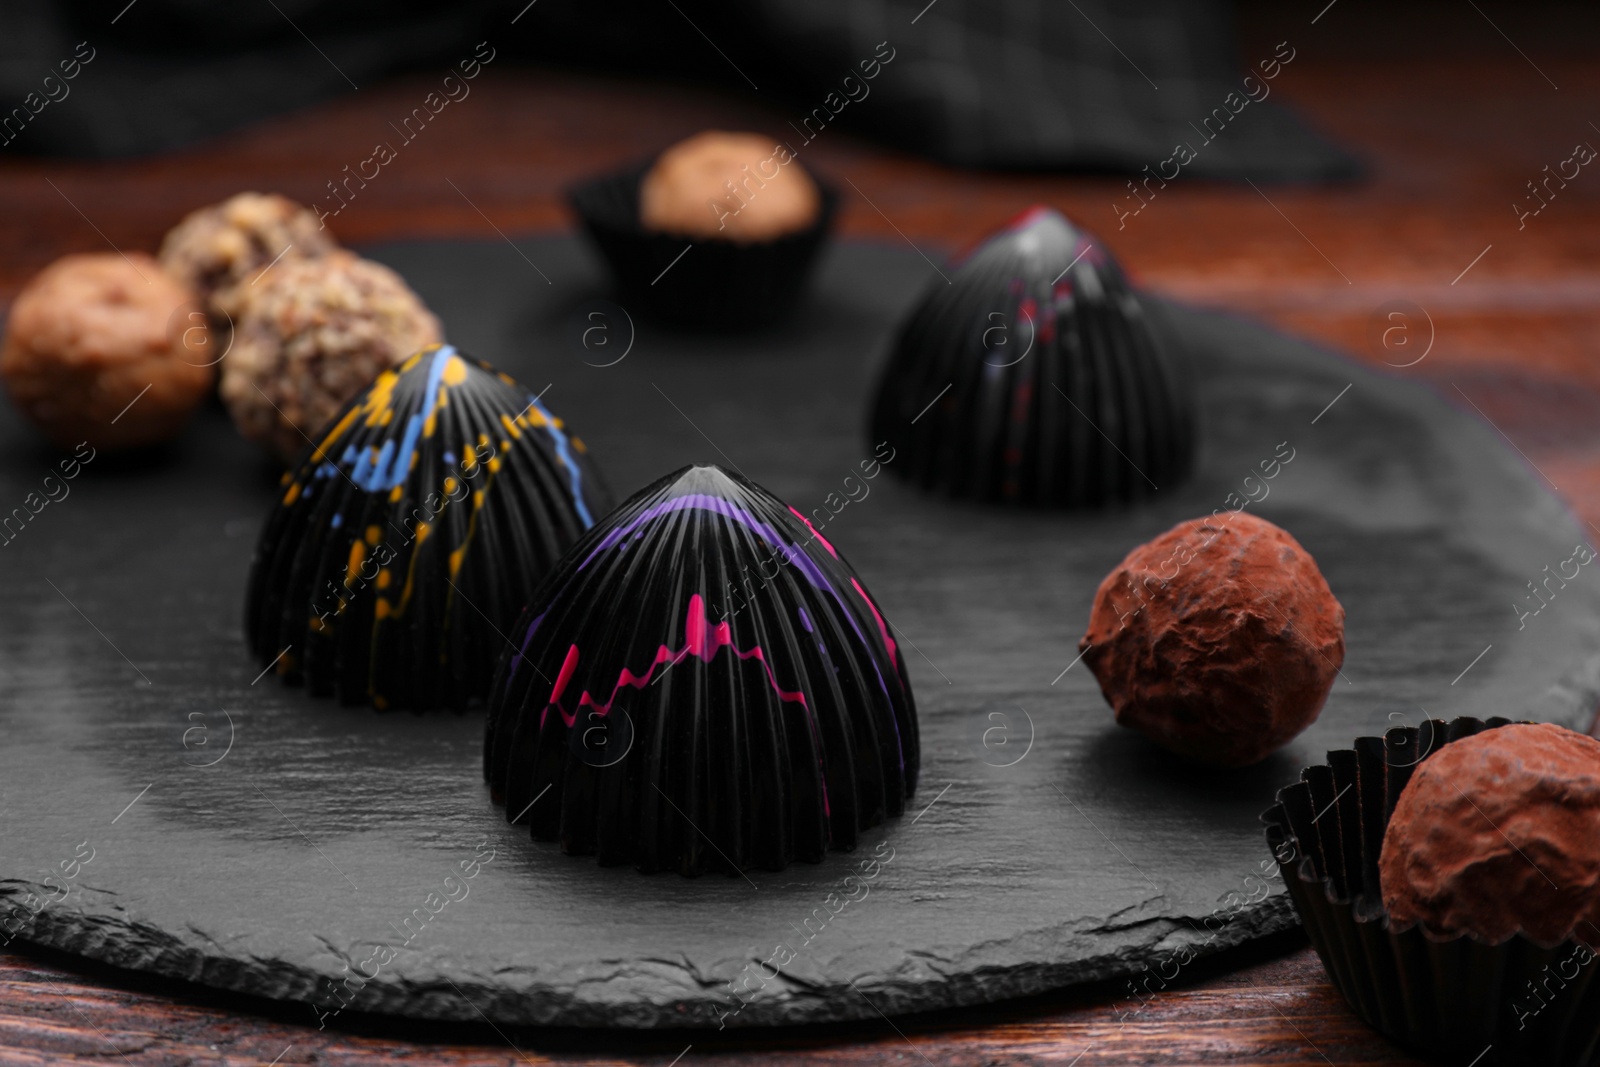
567 162 837 332
1262 716 1600 1066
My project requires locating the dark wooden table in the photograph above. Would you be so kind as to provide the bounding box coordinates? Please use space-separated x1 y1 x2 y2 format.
3 16 1598 1065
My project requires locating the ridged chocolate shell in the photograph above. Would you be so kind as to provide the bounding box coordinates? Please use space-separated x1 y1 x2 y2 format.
869 206 1195 507
483 464 919 876
246 344 613 711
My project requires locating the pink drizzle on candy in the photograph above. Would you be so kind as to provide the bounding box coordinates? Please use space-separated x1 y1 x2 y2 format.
790 505 901 674
540 593 831 818
851 577 899 671
788 505 839 558
542 594 808 728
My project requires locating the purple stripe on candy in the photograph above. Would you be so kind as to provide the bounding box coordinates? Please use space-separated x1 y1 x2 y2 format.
578 495 831 592
506 610 548 686
870 657 906 776
506 489 878 687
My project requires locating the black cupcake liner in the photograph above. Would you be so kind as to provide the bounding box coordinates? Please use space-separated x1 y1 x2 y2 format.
1263 716 1600 1066
567 161 837 332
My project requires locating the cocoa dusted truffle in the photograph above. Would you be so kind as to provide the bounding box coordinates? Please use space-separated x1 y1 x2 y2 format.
159 192 337 321
640 131 820 243
1080 512 1345 767
1 253 215 451
1380 722 1600 945
221 250 442 462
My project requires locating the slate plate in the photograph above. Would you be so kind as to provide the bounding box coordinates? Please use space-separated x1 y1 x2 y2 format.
1 236 1597 1030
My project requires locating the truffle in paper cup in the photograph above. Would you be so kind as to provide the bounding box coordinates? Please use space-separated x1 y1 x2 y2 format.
1262 716 1600 1066
567 160 837 332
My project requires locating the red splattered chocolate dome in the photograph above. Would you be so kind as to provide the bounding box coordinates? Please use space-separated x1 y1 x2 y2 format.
1079 511 1345 768
1380 722 1600 946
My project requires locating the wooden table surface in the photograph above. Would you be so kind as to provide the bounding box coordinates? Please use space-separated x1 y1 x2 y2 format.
2 15 1598 1065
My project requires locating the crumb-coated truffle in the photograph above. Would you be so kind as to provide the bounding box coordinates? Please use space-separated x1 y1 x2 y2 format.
640 131 820 243
1079 512 1345 768
1380 723 1600 946
221 250 441 462
1 253 215 450
159 192 337 321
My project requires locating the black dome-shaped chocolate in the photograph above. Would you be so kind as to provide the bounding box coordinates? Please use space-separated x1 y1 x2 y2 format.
484 464 919 876
246 344 613 710
869 206 1195 507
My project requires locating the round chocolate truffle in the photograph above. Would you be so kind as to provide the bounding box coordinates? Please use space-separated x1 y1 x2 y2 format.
159 192 337 321
1380 723 1600 946
640 131 820 243
1 252 215 451
221 250 442 462
1079 512 1345 767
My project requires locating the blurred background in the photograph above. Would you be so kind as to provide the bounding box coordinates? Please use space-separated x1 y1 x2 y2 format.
1 0 1595 481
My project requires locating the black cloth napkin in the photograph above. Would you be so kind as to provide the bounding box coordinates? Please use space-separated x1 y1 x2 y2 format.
0 0 1357 180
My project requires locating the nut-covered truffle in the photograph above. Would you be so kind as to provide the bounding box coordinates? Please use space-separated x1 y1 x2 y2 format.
1380 722 1600 946
1 252 216 451
1079 512 1345 767
221 250 441 462
159 192 337 321
640 131 820 243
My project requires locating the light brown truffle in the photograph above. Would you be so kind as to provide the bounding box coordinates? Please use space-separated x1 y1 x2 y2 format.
1380 723 1600 946
1079 512 1345 768
1 253 215 451
640 131 820 243
221 251 442 462
159 192 337 322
